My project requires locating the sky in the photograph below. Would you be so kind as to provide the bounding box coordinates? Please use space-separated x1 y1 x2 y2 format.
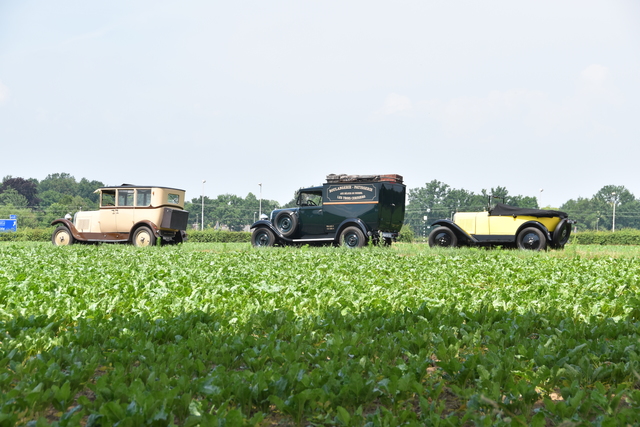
1 0 639 209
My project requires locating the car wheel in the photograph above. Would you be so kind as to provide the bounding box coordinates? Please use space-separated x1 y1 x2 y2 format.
340 226 366 248
428 226 458 248
52 226 74 246
552 219 571 249
274 212 298 237
132 226 157 247
517 227 546 251
251 228 276 247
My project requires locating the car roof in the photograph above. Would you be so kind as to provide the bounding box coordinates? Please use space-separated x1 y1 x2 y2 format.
96 184 186 192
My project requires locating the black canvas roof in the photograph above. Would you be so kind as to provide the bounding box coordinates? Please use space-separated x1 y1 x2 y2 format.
489 203 568 219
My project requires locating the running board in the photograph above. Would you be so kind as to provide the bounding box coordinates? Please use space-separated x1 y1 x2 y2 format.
291 238 335 243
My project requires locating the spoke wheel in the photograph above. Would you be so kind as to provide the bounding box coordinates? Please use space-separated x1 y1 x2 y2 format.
340 226 366 248
133 226 156 247
428 226 457 248
52 226 74 246
517 227 546 251
251 228 276 247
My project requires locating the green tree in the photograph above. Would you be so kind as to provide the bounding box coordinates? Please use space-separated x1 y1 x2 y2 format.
560 185 640 231
0 188 29 208
38 173 79 196
1 176 41 207
185 193 281 231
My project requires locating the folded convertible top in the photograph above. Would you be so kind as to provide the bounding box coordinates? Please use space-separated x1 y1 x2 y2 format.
489 203 568 219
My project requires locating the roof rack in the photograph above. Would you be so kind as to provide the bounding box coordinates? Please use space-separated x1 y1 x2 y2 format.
326 174 403 184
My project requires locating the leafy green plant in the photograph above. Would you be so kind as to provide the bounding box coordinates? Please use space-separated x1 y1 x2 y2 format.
1 243 639 425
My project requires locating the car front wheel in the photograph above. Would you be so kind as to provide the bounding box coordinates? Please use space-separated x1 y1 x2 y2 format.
52 226 74 246
517 227 546 251
252 228 276 247
428 226 458 248
133 226 157 247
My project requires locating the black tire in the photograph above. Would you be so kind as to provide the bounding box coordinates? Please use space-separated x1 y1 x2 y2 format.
274 211 298 237
340 226 367 248
552 219 571 249
251 228 276 247
52 226 74 246
428 226 458 248
132 226 157 247
517 227 546 251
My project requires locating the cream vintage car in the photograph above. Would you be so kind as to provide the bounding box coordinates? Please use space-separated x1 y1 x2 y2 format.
51 185 189 247
428 203 575 250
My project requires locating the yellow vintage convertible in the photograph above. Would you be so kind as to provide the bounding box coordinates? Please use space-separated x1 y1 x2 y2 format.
428 203 575 250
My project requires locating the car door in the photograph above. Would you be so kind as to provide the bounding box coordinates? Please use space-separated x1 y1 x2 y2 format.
297 191 325 236
98 189 119 233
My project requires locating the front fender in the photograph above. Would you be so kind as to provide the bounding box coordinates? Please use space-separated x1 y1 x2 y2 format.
250 220 288 242
51 219 84 241
430 219 477 243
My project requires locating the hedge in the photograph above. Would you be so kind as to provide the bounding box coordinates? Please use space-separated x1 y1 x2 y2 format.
185 229 251 243
571 229 640 245
7 227 640 246
0 228 252 243
0 228 53 242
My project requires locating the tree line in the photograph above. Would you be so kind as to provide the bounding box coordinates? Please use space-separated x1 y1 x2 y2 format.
1 173 638 233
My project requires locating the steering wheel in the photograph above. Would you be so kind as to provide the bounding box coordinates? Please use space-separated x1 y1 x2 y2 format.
307 200 316 206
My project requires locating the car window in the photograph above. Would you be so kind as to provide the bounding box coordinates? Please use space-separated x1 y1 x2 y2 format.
137 189 151 207
168 193 180 204
299 192 322 206
101 190 116 207
118 189 134 206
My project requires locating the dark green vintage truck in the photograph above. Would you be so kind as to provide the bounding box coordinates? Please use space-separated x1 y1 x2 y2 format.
250 174 406 248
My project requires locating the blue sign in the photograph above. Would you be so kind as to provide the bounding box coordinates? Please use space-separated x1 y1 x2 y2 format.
10 215 17 219
0 219 17 232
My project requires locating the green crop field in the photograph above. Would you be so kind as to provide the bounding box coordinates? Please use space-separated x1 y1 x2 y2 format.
1 242 639 426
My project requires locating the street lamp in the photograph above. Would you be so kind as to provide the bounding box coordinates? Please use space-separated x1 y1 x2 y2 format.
201 180 206 231
611 192 618 232
259 183 262 218
539 188 544 208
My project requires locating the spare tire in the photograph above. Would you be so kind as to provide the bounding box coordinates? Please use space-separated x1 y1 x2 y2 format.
552 219 572 249
274 211 298 237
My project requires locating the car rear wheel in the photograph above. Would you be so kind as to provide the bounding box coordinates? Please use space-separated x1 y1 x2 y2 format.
133 226 156 247
252 228 276 247
340 226 366 248
274 212 298 237
52 226 74 246
517 227 546 251
428 226 457 248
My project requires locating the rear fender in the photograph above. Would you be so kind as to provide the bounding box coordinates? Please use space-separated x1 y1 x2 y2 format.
516 221 551 242
336 218 369 242
431 219 476 244
131 220 161 241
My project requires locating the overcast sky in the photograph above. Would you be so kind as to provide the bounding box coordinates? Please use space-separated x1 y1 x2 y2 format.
1 1 639 208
